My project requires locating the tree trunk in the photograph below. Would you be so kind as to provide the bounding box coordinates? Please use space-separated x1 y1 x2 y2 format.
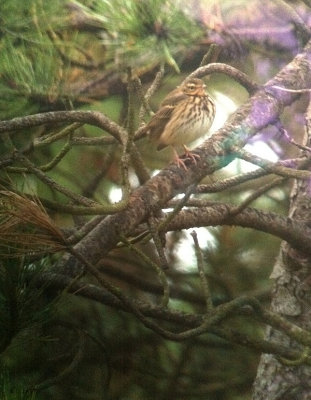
253 99 311 399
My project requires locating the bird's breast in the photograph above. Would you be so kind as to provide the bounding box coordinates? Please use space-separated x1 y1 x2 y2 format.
159 98 215 146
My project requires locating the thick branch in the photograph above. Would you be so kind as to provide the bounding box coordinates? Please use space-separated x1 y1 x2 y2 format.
166 204 311 257
0 110 126 143
60 40 311 274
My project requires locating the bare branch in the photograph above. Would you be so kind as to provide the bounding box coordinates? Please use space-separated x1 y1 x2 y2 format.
166 203 311 257
188 63 259 93
234 147 311 179
191 231 213 312
0 110 127 144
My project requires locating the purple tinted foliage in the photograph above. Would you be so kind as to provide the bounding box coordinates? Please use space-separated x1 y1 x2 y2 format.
254 59 273 83
248 126 278 145
248 126 284 157
195 1 311 55
294 111 306 126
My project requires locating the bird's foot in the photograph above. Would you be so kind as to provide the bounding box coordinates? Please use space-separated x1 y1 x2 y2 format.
172 146 200 171
173 156 188 171
183 145 200 164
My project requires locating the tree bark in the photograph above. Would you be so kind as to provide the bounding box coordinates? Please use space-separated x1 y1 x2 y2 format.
252 99 311 399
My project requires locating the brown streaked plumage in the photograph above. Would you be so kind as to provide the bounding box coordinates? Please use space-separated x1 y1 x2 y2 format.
146 78 215 169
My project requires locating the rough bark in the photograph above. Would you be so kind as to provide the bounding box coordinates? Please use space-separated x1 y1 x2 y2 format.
252 100 311 399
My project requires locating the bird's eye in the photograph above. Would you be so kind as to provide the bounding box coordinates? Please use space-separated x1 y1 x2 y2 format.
187 84 196 90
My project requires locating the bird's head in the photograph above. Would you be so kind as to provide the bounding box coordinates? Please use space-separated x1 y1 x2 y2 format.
182 78 206 96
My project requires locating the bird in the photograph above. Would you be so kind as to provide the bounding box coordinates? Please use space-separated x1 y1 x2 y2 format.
145 77 216 170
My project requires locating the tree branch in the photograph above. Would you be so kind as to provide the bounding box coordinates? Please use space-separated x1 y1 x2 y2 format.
35 271 311 361
166 203 311 256
0 110 126 144
60 39 311 275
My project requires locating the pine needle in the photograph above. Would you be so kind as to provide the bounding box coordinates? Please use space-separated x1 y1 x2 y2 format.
0 191 67 256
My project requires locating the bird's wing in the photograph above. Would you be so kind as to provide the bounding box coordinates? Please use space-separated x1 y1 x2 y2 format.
145 90 188 150
161 91 188 107
146 104 175 143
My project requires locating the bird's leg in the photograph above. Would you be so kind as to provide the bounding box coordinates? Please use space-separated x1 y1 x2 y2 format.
172 147 188 170
182 145 201 164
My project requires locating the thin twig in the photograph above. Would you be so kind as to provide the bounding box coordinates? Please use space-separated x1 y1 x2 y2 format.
34 123 82 146
130 144 151 184
126 70 151 184
15 152 97 207
229 176 285 216
200 44 221 67
272 85 311 94
120 236 170 307
158 184 197 233
7 140 73 173
71 136 116 146
191 231 213 312
126 69 136 138
66 215 106 245
136 65 165 135
148 214 169 270
133 76 153 122
234 147 311 179
0 110 127 144
196 168 270 193
275 120 311 153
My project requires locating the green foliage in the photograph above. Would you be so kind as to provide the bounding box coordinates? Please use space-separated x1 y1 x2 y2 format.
0 370 38 400
74 0 203 71
0 0 71 119
0 0 206 119
0 0 66 38
0 39 70 119
0 257 55 354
